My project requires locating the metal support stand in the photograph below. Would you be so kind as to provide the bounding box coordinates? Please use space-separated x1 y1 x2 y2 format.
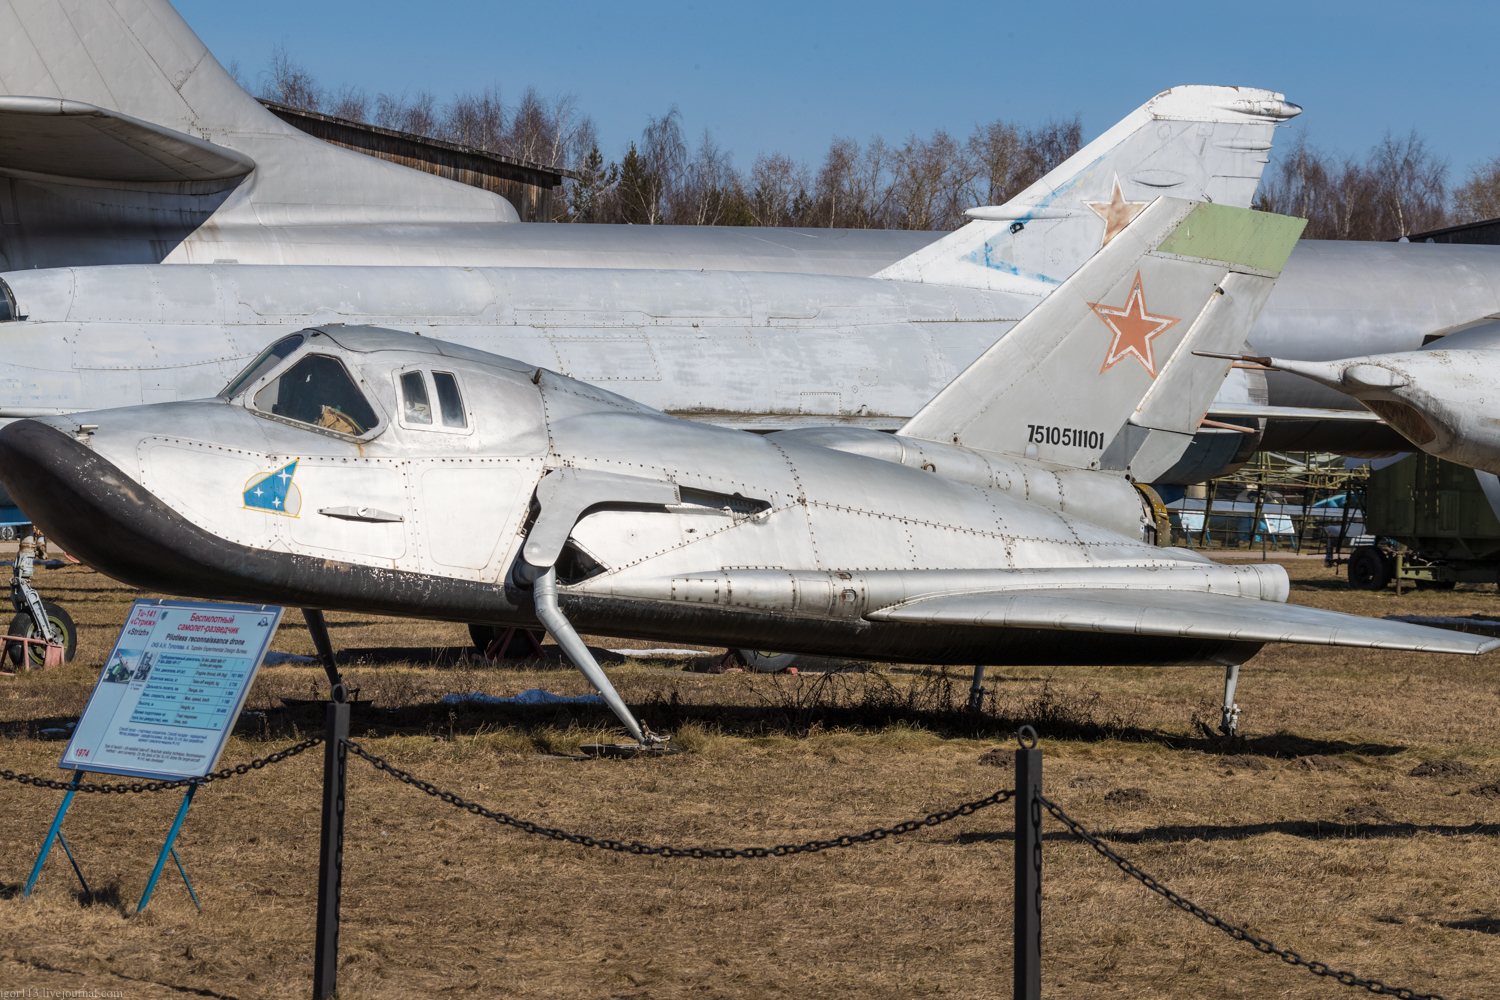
137 784 197 913
483 627 547 661
1014 727 1041 1000
968 664 988 712
1219 663 1241 737
24 769 87 897
302 608 344 691
313 683 350 1000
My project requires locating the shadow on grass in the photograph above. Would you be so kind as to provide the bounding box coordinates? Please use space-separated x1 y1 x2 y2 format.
77 882 123 909
224 670 1407 756
332 644 628 668
956 818 1500 845
1443 917 1500 934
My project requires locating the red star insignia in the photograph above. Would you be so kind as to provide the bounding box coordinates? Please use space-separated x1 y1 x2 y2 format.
1088 271 1180 378
1085 173 1149 246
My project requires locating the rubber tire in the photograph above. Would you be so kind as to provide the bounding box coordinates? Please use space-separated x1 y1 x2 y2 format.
468 623 500 652
736 650 801 673
6 603 77 668
468 624 546 658
1347 548 1391 591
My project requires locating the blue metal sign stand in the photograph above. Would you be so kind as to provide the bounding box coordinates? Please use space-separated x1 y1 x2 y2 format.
137 784 200 913
22 770 200 912
23 770 89 898
24 598 284 912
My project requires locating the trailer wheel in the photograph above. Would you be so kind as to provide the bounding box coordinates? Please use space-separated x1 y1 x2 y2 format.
5 604 77 668
1347 548 1391 591
737 650 802 673
468 624 546 659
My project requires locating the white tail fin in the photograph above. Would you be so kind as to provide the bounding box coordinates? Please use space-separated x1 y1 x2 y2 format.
899 198 1306 482
0 0 515 269
876 86 1299 295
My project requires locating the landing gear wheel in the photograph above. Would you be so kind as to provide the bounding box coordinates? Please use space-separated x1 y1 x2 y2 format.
6 603 77 668
1347 548 1391 591
737 650 801 673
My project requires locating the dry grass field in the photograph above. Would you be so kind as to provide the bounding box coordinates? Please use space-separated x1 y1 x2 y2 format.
2 555 1499 999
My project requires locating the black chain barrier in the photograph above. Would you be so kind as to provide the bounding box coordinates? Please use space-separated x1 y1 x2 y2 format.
346 739 1012 858
1038 794 1460 1000
0 736 324 794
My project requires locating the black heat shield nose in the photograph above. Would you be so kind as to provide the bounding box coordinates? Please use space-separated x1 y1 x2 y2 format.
0 418 172 585
0 419 527 620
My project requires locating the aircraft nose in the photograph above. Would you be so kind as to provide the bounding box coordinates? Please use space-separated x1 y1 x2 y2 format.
0 418 138 556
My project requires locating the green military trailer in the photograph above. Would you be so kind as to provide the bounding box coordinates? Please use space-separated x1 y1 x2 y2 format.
1350 453 1500 590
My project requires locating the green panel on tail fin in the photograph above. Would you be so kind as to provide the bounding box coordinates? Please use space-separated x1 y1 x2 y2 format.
1154 204 1306 275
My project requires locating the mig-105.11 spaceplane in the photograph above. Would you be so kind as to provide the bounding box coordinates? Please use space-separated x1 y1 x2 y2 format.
1 198 1492 744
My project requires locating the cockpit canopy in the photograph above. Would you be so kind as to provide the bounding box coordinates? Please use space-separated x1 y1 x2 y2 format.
220 332 381 439
255 354 378 436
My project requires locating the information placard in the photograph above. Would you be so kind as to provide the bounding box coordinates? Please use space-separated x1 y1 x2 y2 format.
61 599 285 780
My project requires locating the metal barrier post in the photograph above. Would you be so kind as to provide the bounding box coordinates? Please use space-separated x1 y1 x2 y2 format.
313 683 349 1000
1014 727 1041 1000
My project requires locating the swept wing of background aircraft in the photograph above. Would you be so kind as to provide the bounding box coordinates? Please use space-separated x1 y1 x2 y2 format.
1216 323 1500 478
0 200 1490 743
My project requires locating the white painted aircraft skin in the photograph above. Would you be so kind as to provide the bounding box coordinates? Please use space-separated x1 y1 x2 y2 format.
4 240 1499 431
3 202 1492 743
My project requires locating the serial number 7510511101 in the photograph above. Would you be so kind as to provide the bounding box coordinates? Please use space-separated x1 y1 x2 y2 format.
1027 425 1104 449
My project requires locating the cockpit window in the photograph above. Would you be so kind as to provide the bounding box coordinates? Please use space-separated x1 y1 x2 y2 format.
433 372 467 428
399 371 432 424
0 278 16 322
221 334 305 398
253 354 379 436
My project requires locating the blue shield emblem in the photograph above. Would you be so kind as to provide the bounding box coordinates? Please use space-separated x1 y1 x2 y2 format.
243 460 302 516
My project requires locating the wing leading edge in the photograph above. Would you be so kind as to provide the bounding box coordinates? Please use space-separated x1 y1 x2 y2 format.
867 588 1500 654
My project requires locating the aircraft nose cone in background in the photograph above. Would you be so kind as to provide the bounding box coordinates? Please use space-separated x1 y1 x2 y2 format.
0 416 158 579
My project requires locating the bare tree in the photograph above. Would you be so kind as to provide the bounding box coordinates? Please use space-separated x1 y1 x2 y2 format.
747 152 811 226
889 128 976 230
227 59 253 95
1369 130 1448 237
260 45 321 111
668 130 741 226
444 88 505 150
1260 129 1448 240
373 91 439 136
612 108 687 225
812 136 891 228
1454 157 1500 223
326 85 370 123
967 120 1024 207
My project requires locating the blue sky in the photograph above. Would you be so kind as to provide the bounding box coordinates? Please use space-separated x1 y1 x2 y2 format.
178 0 1499 179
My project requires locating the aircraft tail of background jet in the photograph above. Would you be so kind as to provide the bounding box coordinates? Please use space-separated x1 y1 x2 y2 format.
877 86 1300 294
0 0 515 270
900 198 1306 482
